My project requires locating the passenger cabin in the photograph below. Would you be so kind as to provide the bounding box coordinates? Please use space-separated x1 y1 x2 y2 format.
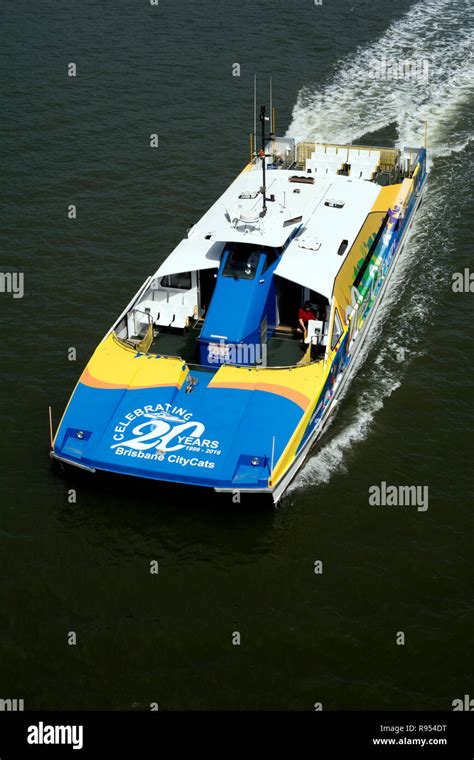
112 138 424 371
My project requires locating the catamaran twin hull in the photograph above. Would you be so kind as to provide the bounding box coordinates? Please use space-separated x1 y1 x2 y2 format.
52 137 427 503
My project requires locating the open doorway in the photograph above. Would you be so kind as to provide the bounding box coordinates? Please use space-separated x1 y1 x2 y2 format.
198 268 217 318
308 289 330 323
276 277 303 328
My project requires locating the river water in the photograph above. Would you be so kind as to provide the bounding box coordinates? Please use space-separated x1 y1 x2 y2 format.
1 0 473 709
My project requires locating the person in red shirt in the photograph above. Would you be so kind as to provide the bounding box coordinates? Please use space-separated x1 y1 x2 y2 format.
297 301 316 335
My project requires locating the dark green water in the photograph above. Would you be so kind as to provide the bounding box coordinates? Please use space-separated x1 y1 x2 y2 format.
1 0 473 709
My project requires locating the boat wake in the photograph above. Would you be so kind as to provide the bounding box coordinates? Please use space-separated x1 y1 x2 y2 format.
287 173 453 494
285 0 473 495
287 0 474 166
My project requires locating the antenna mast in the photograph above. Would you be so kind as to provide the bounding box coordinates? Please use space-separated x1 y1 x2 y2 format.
253 75 257 158
259 104 270 217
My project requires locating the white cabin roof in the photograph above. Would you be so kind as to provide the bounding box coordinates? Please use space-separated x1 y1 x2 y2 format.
154 237 223 278
205 170 322 248
275 173 381 299
152 166 382 297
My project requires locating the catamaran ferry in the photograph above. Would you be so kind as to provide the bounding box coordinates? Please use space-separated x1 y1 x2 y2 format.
51 106 427 502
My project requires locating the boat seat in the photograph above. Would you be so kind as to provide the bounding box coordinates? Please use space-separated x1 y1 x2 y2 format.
306 156 344 175
138 299 160 324
181 289 198 317
137 289 198 330
167 291 185 307
323 160 344 174
158 304 192 330
153 303 177 328
305 319 324 344
347 149 359 162
150 289 169 304
348 152 380 180
310 145 326 158
173 305 193 330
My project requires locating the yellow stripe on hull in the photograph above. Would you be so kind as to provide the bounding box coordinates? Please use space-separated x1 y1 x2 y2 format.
208 361 325 411
81 334 188 391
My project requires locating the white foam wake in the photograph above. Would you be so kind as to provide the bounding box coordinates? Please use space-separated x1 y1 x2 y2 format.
287 0 474 164
287 156 461 495
284 0 474 494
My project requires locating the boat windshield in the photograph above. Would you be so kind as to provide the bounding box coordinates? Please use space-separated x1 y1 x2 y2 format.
222 244 261 280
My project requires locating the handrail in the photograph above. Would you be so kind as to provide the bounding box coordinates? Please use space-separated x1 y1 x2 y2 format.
132 307 153 324
115 317 323 371
207 358 323 370
104 275 152 341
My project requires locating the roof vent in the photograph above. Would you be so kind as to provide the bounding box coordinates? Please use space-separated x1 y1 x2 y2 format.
289 175 315 185
283 215 303 227
298 237 321 251
239 209 261 224
325 198 345 208
227 205 262 229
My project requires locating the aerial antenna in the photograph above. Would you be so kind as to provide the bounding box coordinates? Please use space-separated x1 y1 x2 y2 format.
259 104 271 217
253 74 257 159
269 76 272 131
269 76 276 154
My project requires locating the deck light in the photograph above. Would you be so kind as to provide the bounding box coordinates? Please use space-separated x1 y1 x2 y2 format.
251 457 260 466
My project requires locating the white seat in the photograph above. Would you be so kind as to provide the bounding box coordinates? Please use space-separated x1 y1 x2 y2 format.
139 299 160 324
154 302 177 328
307 155 344 175
181 290 198 317
349 154 380 179
325 160 344 174
167 291 184 307
305 319 324 344
172 305 192 330
151 289 169 304
138 288 198 330
311 144 326 158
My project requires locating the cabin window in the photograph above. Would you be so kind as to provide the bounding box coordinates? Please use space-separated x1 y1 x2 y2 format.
262 248 279 273
337 239 349 256
160 272 192 290
331 309 344 350
223 243 261 280
348 305 358 342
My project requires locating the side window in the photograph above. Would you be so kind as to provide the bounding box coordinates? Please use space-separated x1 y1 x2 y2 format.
262 248 278 273
348 306 358 342
160 272 192 290
331 309 343 351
